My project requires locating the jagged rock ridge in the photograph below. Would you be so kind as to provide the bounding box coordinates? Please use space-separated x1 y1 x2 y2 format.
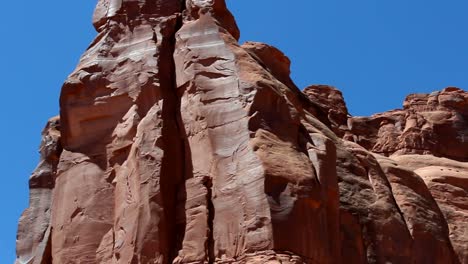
16 1 467 263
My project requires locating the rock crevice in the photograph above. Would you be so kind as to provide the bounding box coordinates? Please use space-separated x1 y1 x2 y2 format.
16 1 468 264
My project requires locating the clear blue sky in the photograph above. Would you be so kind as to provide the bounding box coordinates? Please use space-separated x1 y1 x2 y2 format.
0 1 466 262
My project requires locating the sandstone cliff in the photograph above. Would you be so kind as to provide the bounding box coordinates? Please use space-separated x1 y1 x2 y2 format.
16 1 467 263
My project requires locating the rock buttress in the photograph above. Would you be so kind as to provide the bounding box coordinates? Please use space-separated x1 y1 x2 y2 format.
54 0 184 263
172 0 340 262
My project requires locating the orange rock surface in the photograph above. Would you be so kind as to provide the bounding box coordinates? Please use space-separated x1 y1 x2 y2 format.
16 1 467 263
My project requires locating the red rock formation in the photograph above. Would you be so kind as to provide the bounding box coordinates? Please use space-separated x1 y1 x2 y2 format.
303 85 350 137
345 87 468 161
16 1 468 264
16 117 61 264
303 86 467 263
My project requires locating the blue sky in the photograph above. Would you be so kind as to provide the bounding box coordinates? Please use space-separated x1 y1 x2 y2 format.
0 1 466 262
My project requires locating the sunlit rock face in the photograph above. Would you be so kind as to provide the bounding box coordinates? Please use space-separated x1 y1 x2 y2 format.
343 87 468 161
16 0 468 263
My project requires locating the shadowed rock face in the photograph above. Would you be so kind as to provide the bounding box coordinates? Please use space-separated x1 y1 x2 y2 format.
16 1 468 264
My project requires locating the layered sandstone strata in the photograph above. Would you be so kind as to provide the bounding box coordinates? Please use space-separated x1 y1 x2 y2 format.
17 1 467 263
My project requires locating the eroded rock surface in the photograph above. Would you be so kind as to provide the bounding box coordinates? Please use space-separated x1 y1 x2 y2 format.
16 1 468 263
16 117 61 264
343 87 468 161
303 85 349 137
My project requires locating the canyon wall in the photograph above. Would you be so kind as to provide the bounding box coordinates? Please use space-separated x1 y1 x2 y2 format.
16 1 467 263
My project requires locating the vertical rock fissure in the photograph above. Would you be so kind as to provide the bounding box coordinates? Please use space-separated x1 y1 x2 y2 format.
203 177 215 264
167 5 218 262
170 91 189 263
158 46 180 264
163 7 187 264
39 227 53 264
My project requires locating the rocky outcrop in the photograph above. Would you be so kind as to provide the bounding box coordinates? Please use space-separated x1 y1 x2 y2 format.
16 1 468 264
16 117 61 264
395 155 468 263
303 85 349 137
302 86 468 263
344 87 468 161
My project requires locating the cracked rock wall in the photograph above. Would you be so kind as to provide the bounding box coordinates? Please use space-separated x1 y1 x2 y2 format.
16 1 468 264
